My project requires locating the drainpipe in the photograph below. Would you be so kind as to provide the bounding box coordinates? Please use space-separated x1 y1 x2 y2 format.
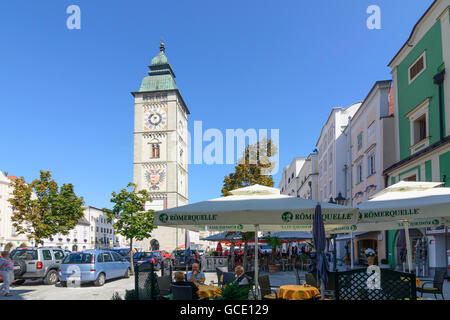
347 116 353 206
433 69 446 141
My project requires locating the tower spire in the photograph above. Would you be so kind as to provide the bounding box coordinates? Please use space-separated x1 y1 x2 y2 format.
160 38 165 52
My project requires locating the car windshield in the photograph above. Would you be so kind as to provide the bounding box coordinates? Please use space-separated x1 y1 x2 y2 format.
174 250 195 257
62 253 93 264
10 249 38 260
151 252 161 257
116 249 129 256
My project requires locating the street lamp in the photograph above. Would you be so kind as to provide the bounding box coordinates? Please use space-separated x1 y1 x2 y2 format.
335 192 346 205
329 193 345 272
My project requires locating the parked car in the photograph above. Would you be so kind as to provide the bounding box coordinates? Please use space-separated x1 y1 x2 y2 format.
133 251 163 270
259 244 272 255
153 250 171 259
10 247 66 285
110 248 133 261
171 249 197 270
58 250 131 287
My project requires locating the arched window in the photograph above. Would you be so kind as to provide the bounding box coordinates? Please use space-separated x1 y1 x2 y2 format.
152 144 160 158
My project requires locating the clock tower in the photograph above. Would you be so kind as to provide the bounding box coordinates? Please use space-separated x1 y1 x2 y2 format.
131 42 189 251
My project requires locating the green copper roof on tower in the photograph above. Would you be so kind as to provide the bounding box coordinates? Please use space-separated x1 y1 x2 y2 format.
151 41 169 66
138 41 177 92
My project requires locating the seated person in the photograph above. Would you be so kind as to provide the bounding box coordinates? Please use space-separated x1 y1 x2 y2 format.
233 265 250 286
187 263 206 284
172 271 199 300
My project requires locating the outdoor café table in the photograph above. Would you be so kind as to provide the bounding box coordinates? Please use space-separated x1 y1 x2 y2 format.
400 277 421 287
198 285 222 298
277 284 320 300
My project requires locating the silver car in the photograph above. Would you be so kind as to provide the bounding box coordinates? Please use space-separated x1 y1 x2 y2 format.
11 247 67 285
59 250 131 287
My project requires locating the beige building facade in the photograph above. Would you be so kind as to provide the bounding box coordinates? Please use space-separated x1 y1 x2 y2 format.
346 81 396 206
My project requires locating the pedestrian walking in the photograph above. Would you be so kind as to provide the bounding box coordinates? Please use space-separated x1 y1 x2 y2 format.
0 251 15 297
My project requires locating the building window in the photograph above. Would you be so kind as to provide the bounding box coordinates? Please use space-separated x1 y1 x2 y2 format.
357 133 363 151
413 115 427 144
151 144 160 158
368 121 375 140
408 52 426 84
329 181 332 196
356 163 363 184
368 154 375 176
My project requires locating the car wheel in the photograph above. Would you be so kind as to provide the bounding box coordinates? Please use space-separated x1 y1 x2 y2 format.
44 270 59 285
124 268 131 278
94 273 106 287
14 260 27 277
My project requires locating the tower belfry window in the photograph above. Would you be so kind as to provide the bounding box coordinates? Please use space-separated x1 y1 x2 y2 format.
152 144 160 158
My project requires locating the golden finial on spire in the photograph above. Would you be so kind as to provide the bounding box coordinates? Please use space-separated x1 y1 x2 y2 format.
160 37 165 52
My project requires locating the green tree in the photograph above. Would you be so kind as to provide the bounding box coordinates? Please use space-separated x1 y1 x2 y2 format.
104 183 156 275
8 170 84 246
222 138 278 270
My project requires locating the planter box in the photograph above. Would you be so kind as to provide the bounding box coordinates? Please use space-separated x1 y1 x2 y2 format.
268 264 280 273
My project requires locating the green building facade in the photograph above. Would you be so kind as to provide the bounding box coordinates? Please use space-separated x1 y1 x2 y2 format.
384 1 450 268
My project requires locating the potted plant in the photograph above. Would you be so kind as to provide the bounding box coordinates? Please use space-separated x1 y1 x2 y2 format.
379 258 390 269
265 235 281 273
364 248 376 265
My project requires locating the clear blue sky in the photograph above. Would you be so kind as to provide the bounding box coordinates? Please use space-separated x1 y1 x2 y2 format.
0 0 433 209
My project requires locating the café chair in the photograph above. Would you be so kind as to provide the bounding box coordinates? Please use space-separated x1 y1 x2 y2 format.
305 272 318 287
324 272 336 299
221 272 236 285
416 268 446 300
171 285 193 300
157 275 172 296
258 274 280 300
294 267 304 285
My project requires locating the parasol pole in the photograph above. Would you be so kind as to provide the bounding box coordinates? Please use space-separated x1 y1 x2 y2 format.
404 220 413 273
350 231 354 269
254 224 259 300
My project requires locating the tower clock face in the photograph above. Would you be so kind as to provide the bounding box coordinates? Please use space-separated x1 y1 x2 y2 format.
144 106 167 130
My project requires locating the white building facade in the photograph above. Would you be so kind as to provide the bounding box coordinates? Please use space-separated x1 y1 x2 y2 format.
84 206 115 250
296 153 319 200
0 171 31 251
278 157 306 196
316 103 361 204
42 217 91 251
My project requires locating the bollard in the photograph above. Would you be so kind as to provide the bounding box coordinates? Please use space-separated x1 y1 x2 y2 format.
135 263 139 300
